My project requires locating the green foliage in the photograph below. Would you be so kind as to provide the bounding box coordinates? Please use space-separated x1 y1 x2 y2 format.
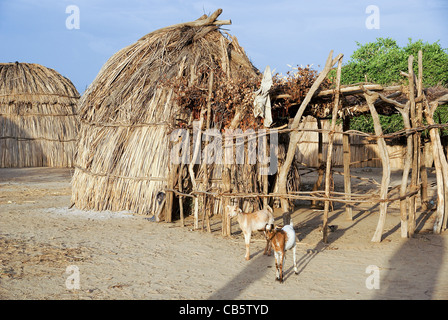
349 113 404 135
403 39 448 87
434 104 448 136
337 38 448 135
349 105 448 137
341 37 448 87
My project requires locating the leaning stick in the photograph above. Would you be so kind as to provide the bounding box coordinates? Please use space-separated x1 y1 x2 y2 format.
363 88 391 243
277 50 343 213
323 56 343 243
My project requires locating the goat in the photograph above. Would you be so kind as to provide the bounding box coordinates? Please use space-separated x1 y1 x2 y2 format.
265 220 298 283
226 204 274 261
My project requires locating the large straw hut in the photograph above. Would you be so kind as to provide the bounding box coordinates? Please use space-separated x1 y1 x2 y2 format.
0 62 79 167
71 9 269 215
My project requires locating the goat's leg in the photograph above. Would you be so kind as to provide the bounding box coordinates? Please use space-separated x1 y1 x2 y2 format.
292 245 298 274
274 251 280 281
278 252 285 283
263 232 272 256
243 231 251 260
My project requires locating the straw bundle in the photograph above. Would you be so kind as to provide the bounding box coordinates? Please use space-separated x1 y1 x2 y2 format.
71 10 259 215
0 62 79 167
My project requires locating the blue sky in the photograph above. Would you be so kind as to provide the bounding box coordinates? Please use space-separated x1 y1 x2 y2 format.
0 0 447 94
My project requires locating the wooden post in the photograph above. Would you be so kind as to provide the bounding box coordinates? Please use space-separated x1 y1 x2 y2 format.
425 102 445 233
342 116 353 221
221 167 231 236
323 56 343 243
417 51 429 212
178 165 185 227
408 55 418 237
311 118 324 208
369 90 417 238
364 90 391 243
369 90 411 238
425 98 448 233
165 164 176 222
277 51 343 214
220 86 248 236
201 71 214 232
262 130 269 208
189 117 205 229
399 103 412 238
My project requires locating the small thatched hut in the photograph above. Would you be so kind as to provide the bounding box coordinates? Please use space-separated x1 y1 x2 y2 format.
0 62 79 167
71 9 266 215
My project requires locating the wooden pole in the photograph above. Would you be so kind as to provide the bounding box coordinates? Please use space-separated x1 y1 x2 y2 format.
273 85 403 101
178 164 184 227
220 85 248 236
425 99 448 233
221 167 231 236
311 118 324 208
262 131 269 208
165 164 176 222
278 51 343 214
189 116 205 229
425 100 445 233
408 55 419 237
417 51 429 212
201 71 214 232
165 57 188 223
342 116 353 221
399 103 412 238
368 89 415 238
363 89 391 243
323 57 343 243
429 98 448 231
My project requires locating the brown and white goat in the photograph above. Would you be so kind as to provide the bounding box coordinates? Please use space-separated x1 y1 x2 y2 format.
265 221 298 283
226 205 274 261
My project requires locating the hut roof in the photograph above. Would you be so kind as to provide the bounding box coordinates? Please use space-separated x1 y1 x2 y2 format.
78 10 258 128
72 9 260 214
0 62 79 167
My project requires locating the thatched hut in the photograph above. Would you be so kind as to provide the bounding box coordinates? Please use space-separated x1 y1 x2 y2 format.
71 9 269 215
0 62 79 167
70 9 448 241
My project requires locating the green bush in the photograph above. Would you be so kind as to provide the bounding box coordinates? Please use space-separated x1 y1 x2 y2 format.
336 38 448 135
341 38 448 87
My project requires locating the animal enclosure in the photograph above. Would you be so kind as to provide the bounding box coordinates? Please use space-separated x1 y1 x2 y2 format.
69 9 448 244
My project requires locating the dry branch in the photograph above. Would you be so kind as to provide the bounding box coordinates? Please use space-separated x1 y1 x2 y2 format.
323 56 343 243
363 89 390 243
277 51 343 213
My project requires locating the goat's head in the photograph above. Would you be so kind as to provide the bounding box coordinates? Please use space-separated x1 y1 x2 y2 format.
265 223 276 239
226 204 242 218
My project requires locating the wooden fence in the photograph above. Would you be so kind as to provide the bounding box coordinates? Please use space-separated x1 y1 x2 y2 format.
295 117 434 169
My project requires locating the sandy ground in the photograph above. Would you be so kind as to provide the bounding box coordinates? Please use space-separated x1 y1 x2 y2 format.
0 167 448 300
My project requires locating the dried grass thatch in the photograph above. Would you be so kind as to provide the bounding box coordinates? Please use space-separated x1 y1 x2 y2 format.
0 62 79 167
71 10 261 215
